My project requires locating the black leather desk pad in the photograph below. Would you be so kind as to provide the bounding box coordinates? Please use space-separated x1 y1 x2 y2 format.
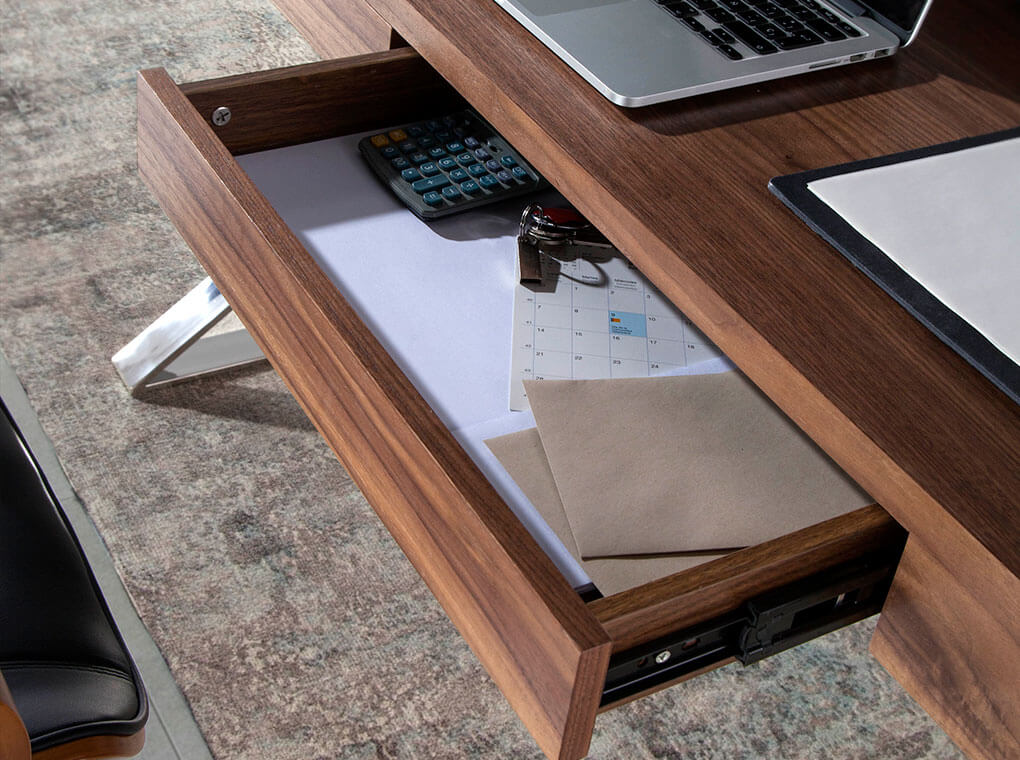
769 127 1020 406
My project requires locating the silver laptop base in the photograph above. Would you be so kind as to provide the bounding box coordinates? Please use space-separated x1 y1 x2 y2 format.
112 277 265 396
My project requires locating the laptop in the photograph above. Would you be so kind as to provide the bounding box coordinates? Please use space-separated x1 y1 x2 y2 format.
492 0 935 106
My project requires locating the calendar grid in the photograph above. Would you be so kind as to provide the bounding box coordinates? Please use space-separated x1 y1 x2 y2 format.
510 253 722 410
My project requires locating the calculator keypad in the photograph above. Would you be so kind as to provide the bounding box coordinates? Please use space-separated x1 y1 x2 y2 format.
359 109 545 220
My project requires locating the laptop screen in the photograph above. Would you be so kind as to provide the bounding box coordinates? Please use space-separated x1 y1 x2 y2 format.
862 0 930 42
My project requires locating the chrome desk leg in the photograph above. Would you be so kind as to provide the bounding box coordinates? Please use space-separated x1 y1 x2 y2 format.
112 277 265 396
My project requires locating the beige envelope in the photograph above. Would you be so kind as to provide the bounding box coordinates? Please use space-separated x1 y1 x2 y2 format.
524 373 872 557
485 427 726 596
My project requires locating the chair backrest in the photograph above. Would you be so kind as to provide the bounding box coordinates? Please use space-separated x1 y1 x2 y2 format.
0 400 147 758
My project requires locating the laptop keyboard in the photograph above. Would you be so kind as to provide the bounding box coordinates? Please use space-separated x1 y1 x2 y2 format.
653 0 862 61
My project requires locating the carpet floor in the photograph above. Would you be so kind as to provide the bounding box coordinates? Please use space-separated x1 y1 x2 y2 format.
0 1 964 757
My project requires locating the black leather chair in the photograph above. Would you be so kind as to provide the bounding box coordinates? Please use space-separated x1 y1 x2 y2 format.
0 399 147 759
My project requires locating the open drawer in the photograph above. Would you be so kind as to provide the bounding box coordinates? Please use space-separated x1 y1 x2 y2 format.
136 47 906 760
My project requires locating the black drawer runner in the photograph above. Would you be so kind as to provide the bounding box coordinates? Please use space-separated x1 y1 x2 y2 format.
601 547 904 706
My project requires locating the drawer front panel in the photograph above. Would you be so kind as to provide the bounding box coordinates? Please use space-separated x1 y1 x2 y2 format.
136 52 611 760
592 504 903 654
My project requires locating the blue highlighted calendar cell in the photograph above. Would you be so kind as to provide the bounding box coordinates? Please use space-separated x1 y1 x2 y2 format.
608 311 646 338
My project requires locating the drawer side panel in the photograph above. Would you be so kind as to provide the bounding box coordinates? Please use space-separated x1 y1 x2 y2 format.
136 62 610 760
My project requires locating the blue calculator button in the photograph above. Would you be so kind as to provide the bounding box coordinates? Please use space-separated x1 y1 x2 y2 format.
442 115 457 126
426 120 442 131
485 159 500 172
495 169 513 183
401 168 422 182
410 152 429 164
441 186 462 200
457 152 476 166
380 145 400 159
446 142 464 153
428 146 446 158
419 136 437 148
435 130 451 141
449 168 469 182
500 155 518 167
437 157 457 171
464 136 480 149
407 125 425 138
511 166 529 180
422 190 444 207
460 180 481 195
391 157 410 170
419 162 440 177
474 147 491 161
468 163 488 177
478 174 499 189
411 175 450 193
399 140 417 153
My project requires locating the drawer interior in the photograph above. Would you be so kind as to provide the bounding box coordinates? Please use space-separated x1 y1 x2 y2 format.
137 47 905 758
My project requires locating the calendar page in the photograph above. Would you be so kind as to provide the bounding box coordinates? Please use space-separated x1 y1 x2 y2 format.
510 251 724 410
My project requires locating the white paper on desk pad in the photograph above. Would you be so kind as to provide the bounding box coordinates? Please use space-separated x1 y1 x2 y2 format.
807 137 1020 365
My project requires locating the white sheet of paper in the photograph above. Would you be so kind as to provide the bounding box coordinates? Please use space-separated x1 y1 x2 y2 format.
808 136 1020 364
238 136 593 585
238 136 554 432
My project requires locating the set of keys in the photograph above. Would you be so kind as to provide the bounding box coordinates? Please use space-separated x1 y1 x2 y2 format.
516 204 616 283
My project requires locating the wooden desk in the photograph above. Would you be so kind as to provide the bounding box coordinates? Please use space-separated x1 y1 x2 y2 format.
136 0 1018 756
280 0 1020 752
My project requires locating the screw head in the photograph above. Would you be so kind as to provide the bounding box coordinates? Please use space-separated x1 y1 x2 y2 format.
655 650 671 664
211 106 231 127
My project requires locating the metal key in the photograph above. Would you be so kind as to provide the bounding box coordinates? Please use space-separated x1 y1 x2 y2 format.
517 203 618 283
516 234 544 282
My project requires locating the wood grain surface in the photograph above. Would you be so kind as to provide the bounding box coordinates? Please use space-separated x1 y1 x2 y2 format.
0 672 30 760
136 58 611 760
179 49 462 155
271 0 395 57
592 504 904 653
31 731 146 760
872 535 1020 760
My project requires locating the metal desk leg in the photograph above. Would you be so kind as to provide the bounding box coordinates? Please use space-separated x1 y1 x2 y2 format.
112 277 265 396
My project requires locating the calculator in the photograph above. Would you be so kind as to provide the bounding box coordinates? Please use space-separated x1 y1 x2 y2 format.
358 109 545 220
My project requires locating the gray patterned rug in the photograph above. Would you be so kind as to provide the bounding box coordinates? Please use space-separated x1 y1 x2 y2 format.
0 1 962 758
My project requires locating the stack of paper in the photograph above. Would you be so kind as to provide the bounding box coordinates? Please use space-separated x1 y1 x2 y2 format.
486 372 872 596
